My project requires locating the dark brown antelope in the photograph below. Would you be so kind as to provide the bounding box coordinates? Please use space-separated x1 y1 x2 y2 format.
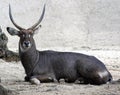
7 4 112 85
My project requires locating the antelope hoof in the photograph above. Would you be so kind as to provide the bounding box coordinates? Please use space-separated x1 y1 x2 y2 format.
25 76 30 81
30 77 40 85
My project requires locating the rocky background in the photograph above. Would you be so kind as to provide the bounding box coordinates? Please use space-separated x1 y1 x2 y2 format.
0 27 19 62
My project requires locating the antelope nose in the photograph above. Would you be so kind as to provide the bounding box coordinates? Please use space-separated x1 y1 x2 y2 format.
23 41 30 47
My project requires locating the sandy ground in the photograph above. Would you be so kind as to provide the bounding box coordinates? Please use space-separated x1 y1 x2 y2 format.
0 50 120 95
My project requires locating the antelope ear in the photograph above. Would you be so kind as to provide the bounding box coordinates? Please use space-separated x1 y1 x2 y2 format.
6 27 19 36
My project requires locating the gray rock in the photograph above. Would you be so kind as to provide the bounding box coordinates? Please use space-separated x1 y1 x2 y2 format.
0 27 19 62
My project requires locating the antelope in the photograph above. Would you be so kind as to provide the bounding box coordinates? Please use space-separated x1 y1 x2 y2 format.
7 4 112 85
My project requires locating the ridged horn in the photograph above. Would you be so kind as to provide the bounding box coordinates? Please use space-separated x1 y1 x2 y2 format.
29 4 46 30
9 4 24 30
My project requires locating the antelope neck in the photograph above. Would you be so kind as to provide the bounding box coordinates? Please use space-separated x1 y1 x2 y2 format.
19 39 39 76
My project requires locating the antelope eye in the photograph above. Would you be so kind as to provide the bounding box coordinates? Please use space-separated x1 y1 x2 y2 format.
22 34 25 37
28 34 31 37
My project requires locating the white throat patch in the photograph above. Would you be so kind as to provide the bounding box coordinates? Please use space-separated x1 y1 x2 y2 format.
20 43 30 52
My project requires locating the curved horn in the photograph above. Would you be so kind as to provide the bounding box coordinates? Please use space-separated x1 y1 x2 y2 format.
29 4 46 30
9 4 24 30
0 26 2 32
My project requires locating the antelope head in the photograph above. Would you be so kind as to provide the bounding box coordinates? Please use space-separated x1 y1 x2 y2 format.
7 4 45 51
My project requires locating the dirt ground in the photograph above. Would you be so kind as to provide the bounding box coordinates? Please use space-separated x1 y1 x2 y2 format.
0 50 120 95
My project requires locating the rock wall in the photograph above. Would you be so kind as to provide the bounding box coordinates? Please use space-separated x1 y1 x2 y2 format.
0 0 120 51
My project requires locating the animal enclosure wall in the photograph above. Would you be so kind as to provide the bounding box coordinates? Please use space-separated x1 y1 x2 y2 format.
0 0 120 51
